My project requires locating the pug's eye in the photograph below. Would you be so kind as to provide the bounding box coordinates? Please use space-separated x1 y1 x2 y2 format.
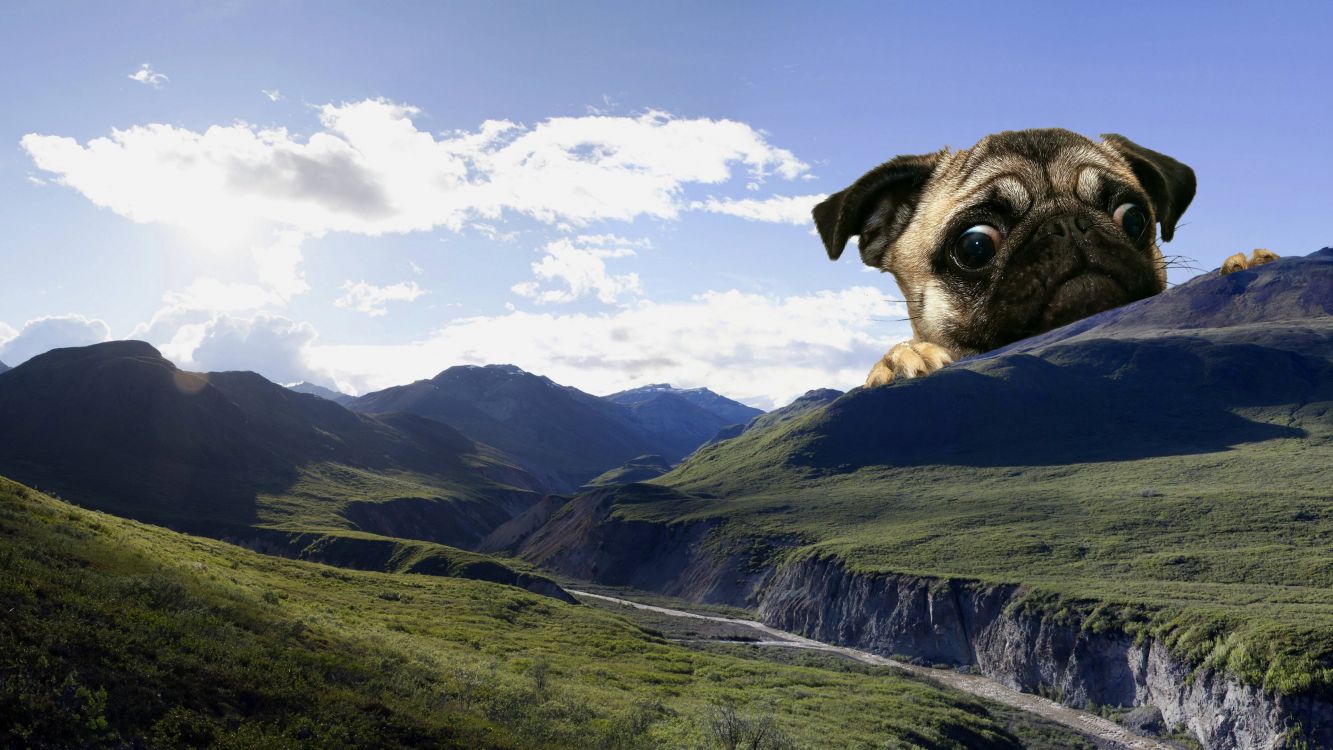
1114 203 1148 240
952 225 1001 272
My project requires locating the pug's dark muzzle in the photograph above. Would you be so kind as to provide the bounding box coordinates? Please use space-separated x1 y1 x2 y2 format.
977 213 1160 349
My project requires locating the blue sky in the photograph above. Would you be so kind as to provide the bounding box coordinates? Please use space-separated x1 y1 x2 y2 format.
3 1 1330 407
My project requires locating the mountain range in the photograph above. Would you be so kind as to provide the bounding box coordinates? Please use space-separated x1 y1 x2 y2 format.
347 368 761 492
0 360 9 374
0 339 579 602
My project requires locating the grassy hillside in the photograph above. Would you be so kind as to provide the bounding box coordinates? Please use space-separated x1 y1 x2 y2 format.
0 476 1099 749
640 256 1333 698
583 454 673 488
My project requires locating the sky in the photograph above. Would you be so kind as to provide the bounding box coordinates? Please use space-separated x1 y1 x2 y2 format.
2 1 1331 408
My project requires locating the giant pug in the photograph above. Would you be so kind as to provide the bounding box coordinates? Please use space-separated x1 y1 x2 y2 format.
814 128 1275 387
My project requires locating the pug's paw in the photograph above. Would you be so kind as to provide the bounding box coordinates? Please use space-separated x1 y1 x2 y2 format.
1249 248 1279 267
865 340 954 387
1221 248 1280 275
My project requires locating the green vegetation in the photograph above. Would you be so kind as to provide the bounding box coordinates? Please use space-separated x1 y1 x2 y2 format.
253 461 522 532
0 476 1100 749
648 406 1333 698
583 454 673 488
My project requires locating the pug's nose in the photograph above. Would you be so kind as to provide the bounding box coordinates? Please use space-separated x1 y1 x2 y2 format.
1040 215 1091 239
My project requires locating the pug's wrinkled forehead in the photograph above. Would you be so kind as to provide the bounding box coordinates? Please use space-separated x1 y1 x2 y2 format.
930 130 1140 224
892 129 1151 273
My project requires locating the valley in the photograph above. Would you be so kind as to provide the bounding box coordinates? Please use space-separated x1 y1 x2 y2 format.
0 249 1329 748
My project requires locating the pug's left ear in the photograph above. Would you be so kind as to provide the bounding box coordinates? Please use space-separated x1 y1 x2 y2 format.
812 150 942 267
1100 134 1196 242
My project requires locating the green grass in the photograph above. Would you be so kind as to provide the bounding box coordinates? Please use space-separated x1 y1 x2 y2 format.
253 462 520 531
642 407 1333 698
0 475 1102 749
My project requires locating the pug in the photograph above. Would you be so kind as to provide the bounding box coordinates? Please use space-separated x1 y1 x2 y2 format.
814 128 1203 387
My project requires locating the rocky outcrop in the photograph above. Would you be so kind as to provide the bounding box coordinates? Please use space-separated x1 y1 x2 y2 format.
759 556 1331 750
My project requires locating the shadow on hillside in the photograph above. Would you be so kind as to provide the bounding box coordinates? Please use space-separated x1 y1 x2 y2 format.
797 337 1328 469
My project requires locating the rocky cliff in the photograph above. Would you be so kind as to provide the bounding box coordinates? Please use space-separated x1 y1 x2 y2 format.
760 556 1331 750
521 495 1331 749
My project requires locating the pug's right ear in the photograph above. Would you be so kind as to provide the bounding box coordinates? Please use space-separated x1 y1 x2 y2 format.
812 150 942 267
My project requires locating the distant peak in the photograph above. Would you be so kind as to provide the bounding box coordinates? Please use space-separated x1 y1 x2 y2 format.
434 363 531 380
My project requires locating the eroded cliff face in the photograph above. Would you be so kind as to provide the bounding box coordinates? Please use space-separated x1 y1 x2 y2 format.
760 556 1332 750
519 495 1330 749
518 487 784 605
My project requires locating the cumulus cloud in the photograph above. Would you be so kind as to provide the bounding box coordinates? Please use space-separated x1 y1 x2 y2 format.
311 285 909 408
21 101 810 241
511 234 644 304
0 314 112 365
128 63 167 88
134 308 332 386
334 280 427 317
692 194 826 225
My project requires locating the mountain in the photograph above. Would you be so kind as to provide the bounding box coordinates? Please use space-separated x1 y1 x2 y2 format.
606 383 764 425
0 341 546 554
348 365 738 492
603 383 765 460
0 360 9 374
743 388 842 432
703 388 843 447
287 380 352 404
513 249 1333 750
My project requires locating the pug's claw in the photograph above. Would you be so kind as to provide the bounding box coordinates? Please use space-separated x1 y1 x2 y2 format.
1221 252 1250 275
865 341 954 387
1249 248 1279 267
1222 249 1280 276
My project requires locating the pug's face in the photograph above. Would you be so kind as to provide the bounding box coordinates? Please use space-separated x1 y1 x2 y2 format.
814 129 1196 356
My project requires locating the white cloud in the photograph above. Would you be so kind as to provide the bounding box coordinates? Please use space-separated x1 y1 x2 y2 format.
128 63 167 88
137 308 332 386
335 280 428 317
154 230 311 315
262 89 283 102
512 234 643 304
253 229 310 299
0 314 112 365
471 222 519 243
21 100 811 243
310 285 909 408
692 194 825 225
0 321 16 348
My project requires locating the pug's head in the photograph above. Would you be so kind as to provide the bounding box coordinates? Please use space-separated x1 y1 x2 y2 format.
813 128 1195 356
